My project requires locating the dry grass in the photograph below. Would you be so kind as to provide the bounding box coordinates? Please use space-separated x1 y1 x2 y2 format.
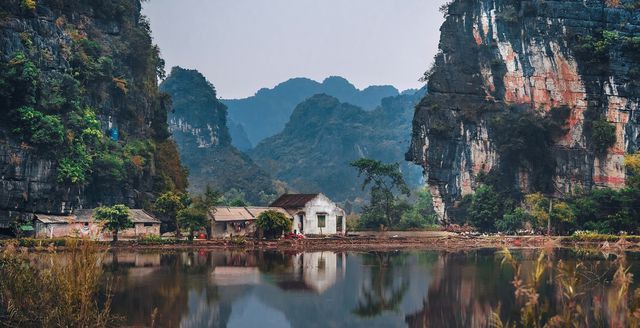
0 240 120 327
492 248 640 328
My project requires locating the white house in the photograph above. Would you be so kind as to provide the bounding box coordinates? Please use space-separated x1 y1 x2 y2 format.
270 193 346 235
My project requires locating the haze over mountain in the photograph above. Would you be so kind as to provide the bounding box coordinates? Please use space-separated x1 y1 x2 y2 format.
250 89 426 207
222 76 400 148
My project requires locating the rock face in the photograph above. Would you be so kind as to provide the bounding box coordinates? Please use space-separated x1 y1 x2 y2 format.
0 0 186 226
160 67 276 204
407 0 640 220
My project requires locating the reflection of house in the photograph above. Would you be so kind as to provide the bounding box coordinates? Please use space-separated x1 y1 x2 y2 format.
211 267 261 286
34 209 160 239
270 194 345 235
297 252 338 293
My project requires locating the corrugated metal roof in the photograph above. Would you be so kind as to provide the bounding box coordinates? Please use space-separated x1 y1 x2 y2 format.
269 194 319 208
35 213 81 224
210 207 293 222
210 207 254 222
69 209 160 224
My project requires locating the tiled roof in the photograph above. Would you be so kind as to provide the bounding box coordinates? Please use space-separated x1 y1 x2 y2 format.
269 194 319 208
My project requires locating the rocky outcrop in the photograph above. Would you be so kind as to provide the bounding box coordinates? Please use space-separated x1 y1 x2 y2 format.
0 0 186 226
160 67 276 204
407 0 640 220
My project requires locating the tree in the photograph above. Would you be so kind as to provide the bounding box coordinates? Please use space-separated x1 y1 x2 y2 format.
94 204 133 242
177 207 208 241
496 208 529 233
468 185 501 232
398 188 437 229
351 159 410 229
154 191 189 237
255 210 292 239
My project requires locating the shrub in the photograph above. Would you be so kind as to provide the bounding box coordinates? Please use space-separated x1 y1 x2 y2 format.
591 118 616 154
496 208 529 233
15 106 64 147
468 185 501 232
0 241 119 327
255 210 292 239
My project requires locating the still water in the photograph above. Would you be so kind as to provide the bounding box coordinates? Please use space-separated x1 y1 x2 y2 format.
102 248 640 327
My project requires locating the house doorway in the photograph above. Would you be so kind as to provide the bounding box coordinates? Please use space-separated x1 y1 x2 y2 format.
297 212 305 234
337 216 343 232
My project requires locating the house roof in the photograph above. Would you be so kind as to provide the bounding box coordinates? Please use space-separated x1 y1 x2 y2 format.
246 207 292 219
74 209 160 224
209 207 293 222
210 207 254 222
35 213 81 224
269 194 319 208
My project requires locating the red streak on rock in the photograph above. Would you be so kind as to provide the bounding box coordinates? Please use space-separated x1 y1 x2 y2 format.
593 175 625 185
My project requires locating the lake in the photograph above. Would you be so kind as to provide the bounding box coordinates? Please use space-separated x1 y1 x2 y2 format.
102 248 640 327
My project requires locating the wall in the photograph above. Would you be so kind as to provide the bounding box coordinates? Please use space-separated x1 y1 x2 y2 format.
35 221 160 239
299 194 345 235
211 221 256 238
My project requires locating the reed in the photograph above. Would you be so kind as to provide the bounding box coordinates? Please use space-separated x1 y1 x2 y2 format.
0 240 120 328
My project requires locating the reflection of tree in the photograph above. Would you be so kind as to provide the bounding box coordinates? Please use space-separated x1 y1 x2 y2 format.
106 251 220 327
405 251 505 328
353 252 409 317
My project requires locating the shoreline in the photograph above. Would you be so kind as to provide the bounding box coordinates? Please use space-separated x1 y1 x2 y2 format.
4 232 635 252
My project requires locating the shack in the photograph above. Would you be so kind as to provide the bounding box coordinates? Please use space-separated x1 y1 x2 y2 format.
34 209 160 239
209 207 291 238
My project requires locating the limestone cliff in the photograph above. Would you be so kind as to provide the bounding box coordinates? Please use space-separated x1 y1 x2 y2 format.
160 67 276 204
0 0 187 226
407 0 640 220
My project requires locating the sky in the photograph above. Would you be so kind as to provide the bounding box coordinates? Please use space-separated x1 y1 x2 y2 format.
142 0 448 99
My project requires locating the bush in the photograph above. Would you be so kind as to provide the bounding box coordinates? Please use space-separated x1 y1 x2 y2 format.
591 118 616 154
15 106 64 147
468 185 501 232
255 210 292 239
496 208 529 233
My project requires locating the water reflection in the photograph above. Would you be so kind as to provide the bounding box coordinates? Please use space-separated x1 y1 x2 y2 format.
101 249 640 327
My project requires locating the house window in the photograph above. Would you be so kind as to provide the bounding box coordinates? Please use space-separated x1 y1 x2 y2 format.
317 214 326 228
143 223 153 227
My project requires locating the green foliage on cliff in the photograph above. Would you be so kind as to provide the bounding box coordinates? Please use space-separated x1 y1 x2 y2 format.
486 106 569 196
0 0 188 212
591 118 617 154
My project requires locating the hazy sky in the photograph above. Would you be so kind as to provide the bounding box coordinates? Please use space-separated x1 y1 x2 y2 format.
142 0 447 99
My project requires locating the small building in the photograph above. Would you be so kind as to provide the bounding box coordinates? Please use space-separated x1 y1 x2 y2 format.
209 206 291 238
34 209 160 239
209 194 345 238
270 193 346 235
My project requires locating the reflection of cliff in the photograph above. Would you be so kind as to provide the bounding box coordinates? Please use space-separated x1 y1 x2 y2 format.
354 252 410 317
405 251 509 328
